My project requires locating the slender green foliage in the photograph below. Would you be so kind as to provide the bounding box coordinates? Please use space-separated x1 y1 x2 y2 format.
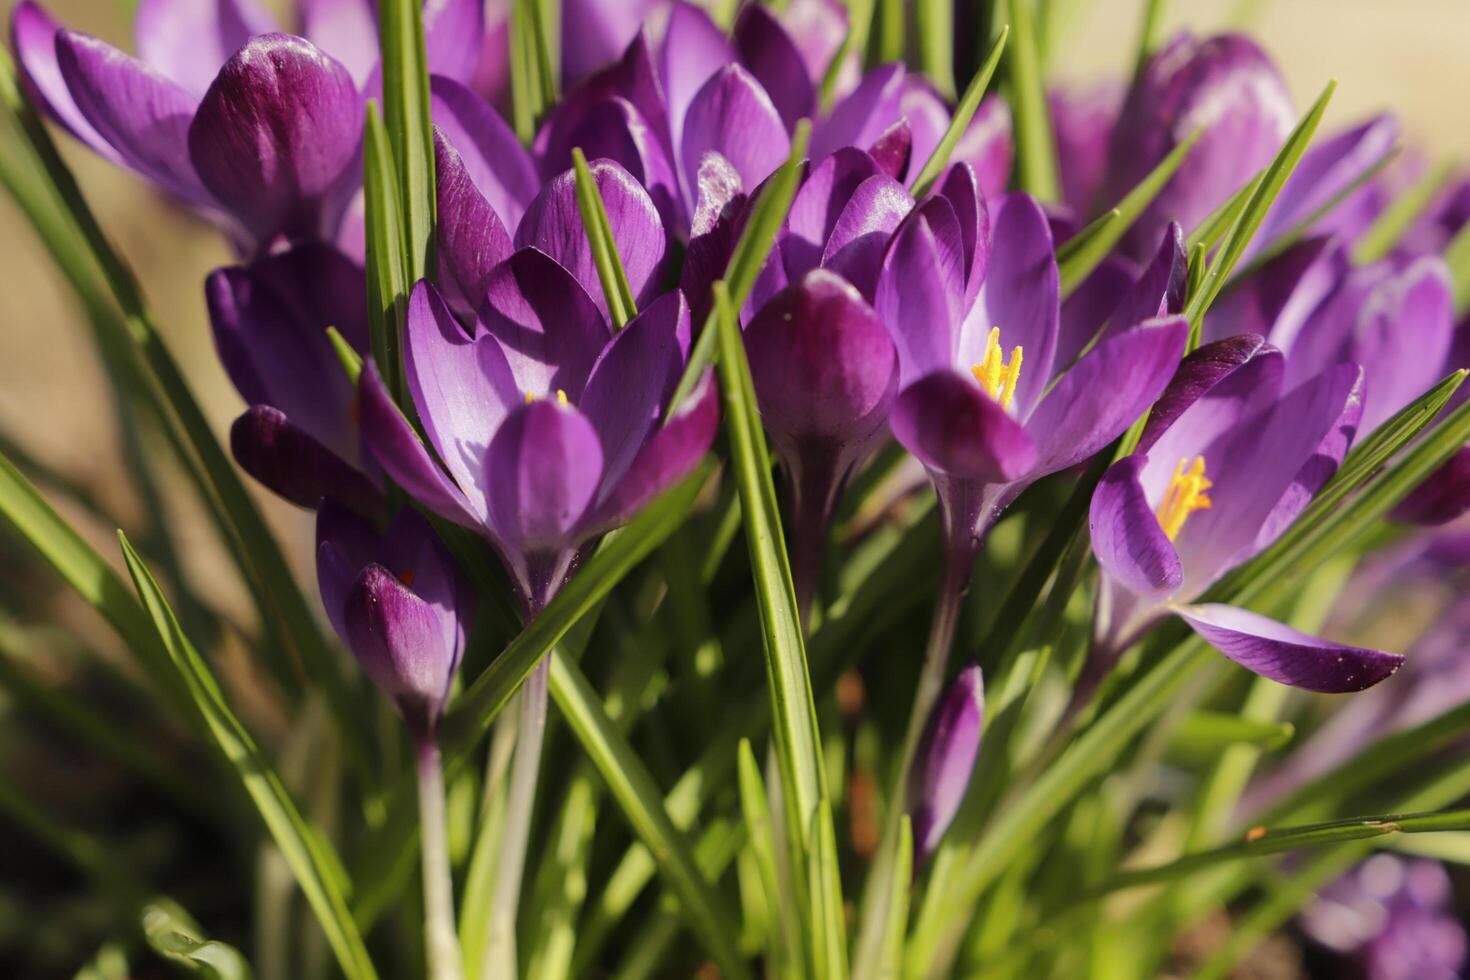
910 27 1010 198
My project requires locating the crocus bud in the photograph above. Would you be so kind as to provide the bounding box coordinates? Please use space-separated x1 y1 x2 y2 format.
316 500 472 737
909 665 984 860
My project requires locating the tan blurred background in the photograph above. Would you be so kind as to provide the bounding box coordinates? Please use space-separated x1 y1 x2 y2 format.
0 0 1467 628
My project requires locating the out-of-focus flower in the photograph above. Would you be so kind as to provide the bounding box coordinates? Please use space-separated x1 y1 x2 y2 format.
360 274 717 612
12 0 488 249
1049 82 1123 220
1300 855 1466 980
1099 33 1295 259
1088 335 1403 693
206 243 382 516
316 500 473 737
909 664 983 861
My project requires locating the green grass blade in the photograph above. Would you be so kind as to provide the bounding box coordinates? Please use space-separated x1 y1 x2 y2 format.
1004 0 1059 201
572 148 638 327
1131 0 1169 79
713 281 830 858
874 0 904 63
807 800 848 980
1171 710 1295 756
143 903 254 980
119 534 378 980
819 0 875 112
364 102 410 399
737 739 795 975
378 0 436 281
667 120 811 417
546 651 751 980
327 326 365 384
910 26 1009 199
1442 213 1470 315
915 0 955 99
1185 174 1257 253
1352 159 1455 265
1182 80 1336 327
876 816 913 980
1057 130 1201 297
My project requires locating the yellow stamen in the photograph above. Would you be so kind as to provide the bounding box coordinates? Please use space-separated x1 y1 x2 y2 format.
524 391 537 404
556 388 568 405
526 389 571 405
1156 456 1213 540
970 326 1023 409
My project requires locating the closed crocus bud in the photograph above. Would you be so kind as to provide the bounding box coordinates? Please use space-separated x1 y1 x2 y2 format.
909 665 984 861
316 500 472 738
1102 33 1295 260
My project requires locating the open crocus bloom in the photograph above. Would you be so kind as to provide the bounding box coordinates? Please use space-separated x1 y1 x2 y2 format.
360 273 717 613
12 0 486 249
881 184 1189 563
316 500 473 737
1089 335 1404 693
206 243 382 516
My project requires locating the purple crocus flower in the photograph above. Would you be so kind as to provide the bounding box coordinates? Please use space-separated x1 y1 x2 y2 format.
359 273 717 613
1088 335 1404 695
880 185 1189 604
1049 82 1122 220
1099 32 1295 259
909 664 984 861
12 0 486 250
1299 856 1467 980
316 500 472 737
206 243 382 516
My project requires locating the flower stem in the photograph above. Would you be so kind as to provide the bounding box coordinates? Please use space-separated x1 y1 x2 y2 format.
415 736 464 980
481 656 551 980
787 451 844 628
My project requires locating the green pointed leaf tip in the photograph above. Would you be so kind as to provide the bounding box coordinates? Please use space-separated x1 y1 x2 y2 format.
911 25 1009 199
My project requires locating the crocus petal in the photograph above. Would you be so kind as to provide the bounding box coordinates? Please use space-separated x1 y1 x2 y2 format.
1026 317 1188 475
538 94 682 231
403 280 521 494
344 564 459 715
478 248 610 400
1090 455 1183 597
875 202 965 384
777 0 848 88
316 496 380 641
820 174 914 299
434 128 514 321
583 372 719 533
733 3 814 132
1111 223 1188 329
934 163 991 308
659 1 734 166
680 65 790 212
377 505 467 659
484 400 604 553
188 33 363 242
11 3 120 162
54 29 208 203
561 0 655 90
134 0 277 97
745 269 898 458
952 96 1012 200
962 194 1060 415
1057 257 1135 370
811 63 903 162
1391 448 1470 527
301 0 378 86
1138 334 1281 455
784 148 883 275
1051 83 1122 215
891 370 1038 483
1177 603 1403 693
580 291 690 489
422 0 487 85
515 159 669 319
867 120 912 182
430 75 538 229
910 665 984 860
231 405 382 515
359 363 485 527
900 76 951 171
1202 236 1341 349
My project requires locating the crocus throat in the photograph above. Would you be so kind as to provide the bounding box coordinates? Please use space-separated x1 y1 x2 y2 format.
970 327 1023 409
1156 456 1213 540
525 389 570 405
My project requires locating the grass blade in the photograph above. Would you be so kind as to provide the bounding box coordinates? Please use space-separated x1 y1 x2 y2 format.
1182 80 1336 327
572 148 638 327
364 102 410 399
915 0 956 99
143 903 254 980
1131 0 1170 78
1003 0 1059 201
546 651 751 980
910 26 1009 199
1352 159 1455 265
119 534 378 980
378 0 436 281
737 739 796 976
1057 130 1201 297
1442 213 1470 315
807 800 848 980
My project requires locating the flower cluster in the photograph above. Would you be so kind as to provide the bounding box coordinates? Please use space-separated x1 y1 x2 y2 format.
9 1 1470 977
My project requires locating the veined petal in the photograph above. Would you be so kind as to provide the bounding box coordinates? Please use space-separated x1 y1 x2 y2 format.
431 74 538 229
343 565 459 715
867 120 912 182
422 0 487 85
911 665 984 860
301 0 378 86
680 64 790 213
659 1 734 167
11 3 120 163
315 496 379 641
891 370 1037 483
1057 257 1135 370
134 0 277 97
876 202 965 384
231 406 382 515
733 3 813 132
819 174 913 300
1178 603 1403 693
538 94 681 231
484 399 605 553
1139 334 1282 456
561 0 656 90
1090 455 1183 598
784 148 883 275
811 63 904 162
1202 236 1341 350
434 128 514 320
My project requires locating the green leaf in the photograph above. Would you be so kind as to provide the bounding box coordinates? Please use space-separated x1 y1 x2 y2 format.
1131 0 1169 78
910 26 1010 199
1171 710 1295 756
737 739 794 975
819 0 875 112
142 903 253 980
546 651 751 980
1057 130 1201 298
915 0 955 99
571 147 638 327
118 534 378 980
667 120 811 416
876 816 914 980
438 460 712 755
1185 173 1257 253
1353 159 1455 265
1443 212 1470 316
713 281 830 858
364 102 410 400
326 326 365 385
1004 0 1060 201
806 800 848 980
378 0 436 282
874 0 904 63
1182 80 1336 327
509 0 557 140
